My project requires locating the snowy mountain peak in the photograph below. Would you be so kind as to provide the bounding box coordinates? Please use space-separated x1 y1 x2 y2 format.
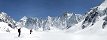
98 0 107 10
48 16 52 20
0 12 7 15
21 16 28 21
63 12 74 17
64 0 107 31
0 12 7 18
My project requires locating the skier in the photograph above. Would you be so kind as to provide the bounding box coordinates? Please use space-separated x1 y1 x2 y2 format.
18 28 21 37
30 29 32 34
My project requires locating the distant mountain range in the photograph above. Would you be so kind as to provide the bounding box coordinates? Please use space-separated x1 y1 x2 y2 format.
0 0 107 32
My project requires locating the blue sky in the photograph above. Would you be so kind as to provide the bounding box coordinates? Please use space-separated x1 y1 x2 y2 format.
0 0 104 21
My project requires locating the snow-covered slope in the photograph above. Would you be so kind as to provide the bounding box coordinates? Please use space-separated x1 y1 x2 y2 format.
98 0 107 10
81 0 107 29
67 0 107 33
0 22 13 32
0 29 107 40
0 12 16 28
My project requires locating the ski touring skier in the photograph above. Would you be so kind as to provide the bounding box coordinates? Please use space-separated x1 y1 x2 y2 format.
30 29 33 34
18 28 21 37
